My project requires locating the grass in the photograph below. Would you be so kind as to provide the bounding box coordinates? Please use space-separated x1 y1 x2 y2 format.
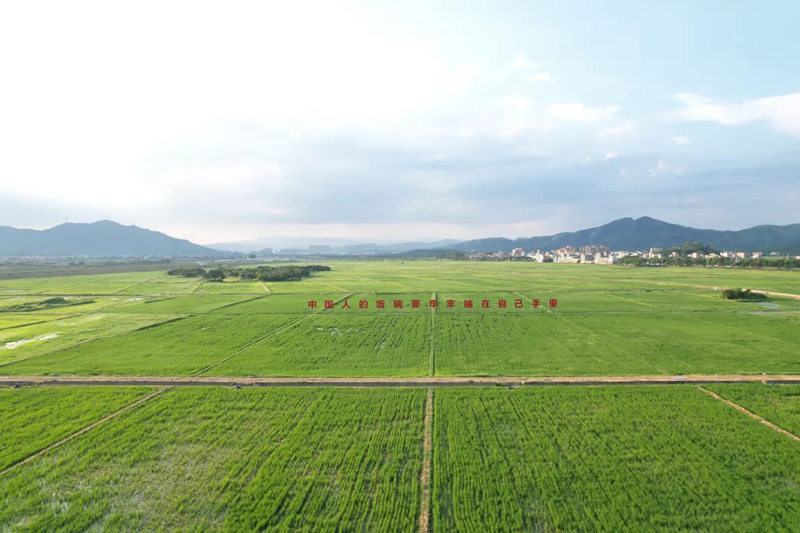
209 314 431 377
706 383 800 437
2 314 299 376
2 262 800 531
0 314 178 368
0 261 799 377
0 386 154 471
433 386 800 532
0 387 425 532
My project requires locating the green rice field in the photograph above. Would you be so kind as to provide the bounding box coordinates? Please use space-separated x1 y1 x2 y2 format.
1 261 799 377
2 261 799 531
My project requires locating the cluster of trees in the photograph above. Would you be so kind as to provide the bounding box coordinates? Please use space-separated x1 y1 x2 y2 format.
678 241 717 255
167 264 331 282
736 257 800 269
721 288 766 300
619 255 800 269
167 267 207 278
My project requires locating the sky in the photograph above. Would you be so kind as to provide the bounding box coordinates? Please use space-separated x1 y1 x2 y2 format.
1 0 799 245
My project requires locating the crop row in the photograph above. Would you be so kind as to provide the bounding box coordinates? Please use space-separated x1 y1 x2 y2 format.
706 383 800 437
2 313 299 376
4 306 800 377
210 314 431 377
0 387 425 532
433 386 800 532
0 386 154 471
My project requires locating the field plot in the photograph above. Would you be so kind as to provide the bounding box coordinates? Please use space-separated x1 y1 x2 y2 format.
194 281 270 294
265 280 352 294
433 386 800 532
436 292 547 314
113 295 256 314
0 314 68 330
434 308 800 377
567 311 800 375
0 261 799 378
114 281 200 295
1 313 299 376
0 296 129 316
210 314 431 377
0 386 154 471
313 293 437 315
0 314 176 368
707 383 800 437
215 293 346 315
434 314 660 376
0 387 425 532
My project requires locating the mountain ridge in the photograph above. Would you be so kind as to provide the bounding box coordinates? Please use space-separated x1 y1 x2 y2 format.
0 220 227 257
2 217 798 257
446 217 800 253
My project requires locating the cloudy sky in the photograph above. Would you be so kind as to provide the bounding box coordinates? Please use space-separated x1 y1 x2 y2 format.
1 0 799 244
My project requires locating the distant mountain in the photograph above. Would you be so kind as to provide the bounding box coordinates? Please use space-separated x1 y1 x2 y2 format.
206 236 364 253
211 236 461 254
447 217 800 253
0 221 229 257
391 248 468 259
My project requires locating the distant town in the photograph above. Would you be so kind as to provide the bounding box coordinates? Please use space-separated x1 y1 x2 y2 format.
465 245 800 264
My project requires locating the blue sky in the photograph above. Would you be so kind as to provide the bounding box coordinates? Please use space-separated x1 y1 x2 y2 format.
0 0 798 243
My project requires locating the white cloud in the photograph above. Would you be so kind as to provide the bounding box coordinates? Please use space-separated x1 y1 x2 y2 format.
647 160 685 176
526 72 552 82
667 92 800 137
604 151 619 160
598 121 637 138
548 102 620 123
673 136 690 146
496 94 553 138
509 52 546 70
0 1 474 207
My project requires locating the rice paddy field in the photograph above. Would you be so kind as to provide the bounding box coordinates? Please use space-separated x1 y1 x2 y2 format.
2 261 799 531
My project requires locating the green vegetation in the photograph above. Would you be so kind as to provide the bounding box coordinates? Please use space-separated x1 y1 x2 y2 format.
433 386 800 532
166 266 206 278
167 264 332 282
721 287 767 300
0 387 424 532
210 314 431 377
0 313 178 368
620 254 800 269
0 386 154 470
3 261 800 531
706 383 800 436
1 262 800 377
0 297 94 313
3 314 298 376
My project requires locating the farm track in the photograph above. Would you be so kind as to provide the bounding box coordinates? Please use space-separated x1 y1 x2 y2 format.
0 388 166 477
744 289 800 300
3 374 800 388
698 386 800 443
418 388 433 533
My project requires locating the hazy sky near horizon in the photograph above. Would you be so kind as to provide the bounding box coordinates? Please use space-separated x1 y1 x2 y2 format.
1 0 799 244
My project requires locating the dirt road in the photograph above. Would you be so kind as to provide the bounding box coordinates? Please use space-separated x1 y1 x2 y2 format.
2 374 798 388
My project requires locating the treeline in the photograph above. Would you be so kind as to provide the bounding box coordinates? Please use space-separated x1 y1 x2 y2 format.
168 265 331 282
167 267 207 278
618 256 800 269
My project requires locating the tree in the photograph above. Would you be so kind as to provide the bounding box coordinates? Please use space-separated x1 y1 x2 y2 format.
204 269 225 281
